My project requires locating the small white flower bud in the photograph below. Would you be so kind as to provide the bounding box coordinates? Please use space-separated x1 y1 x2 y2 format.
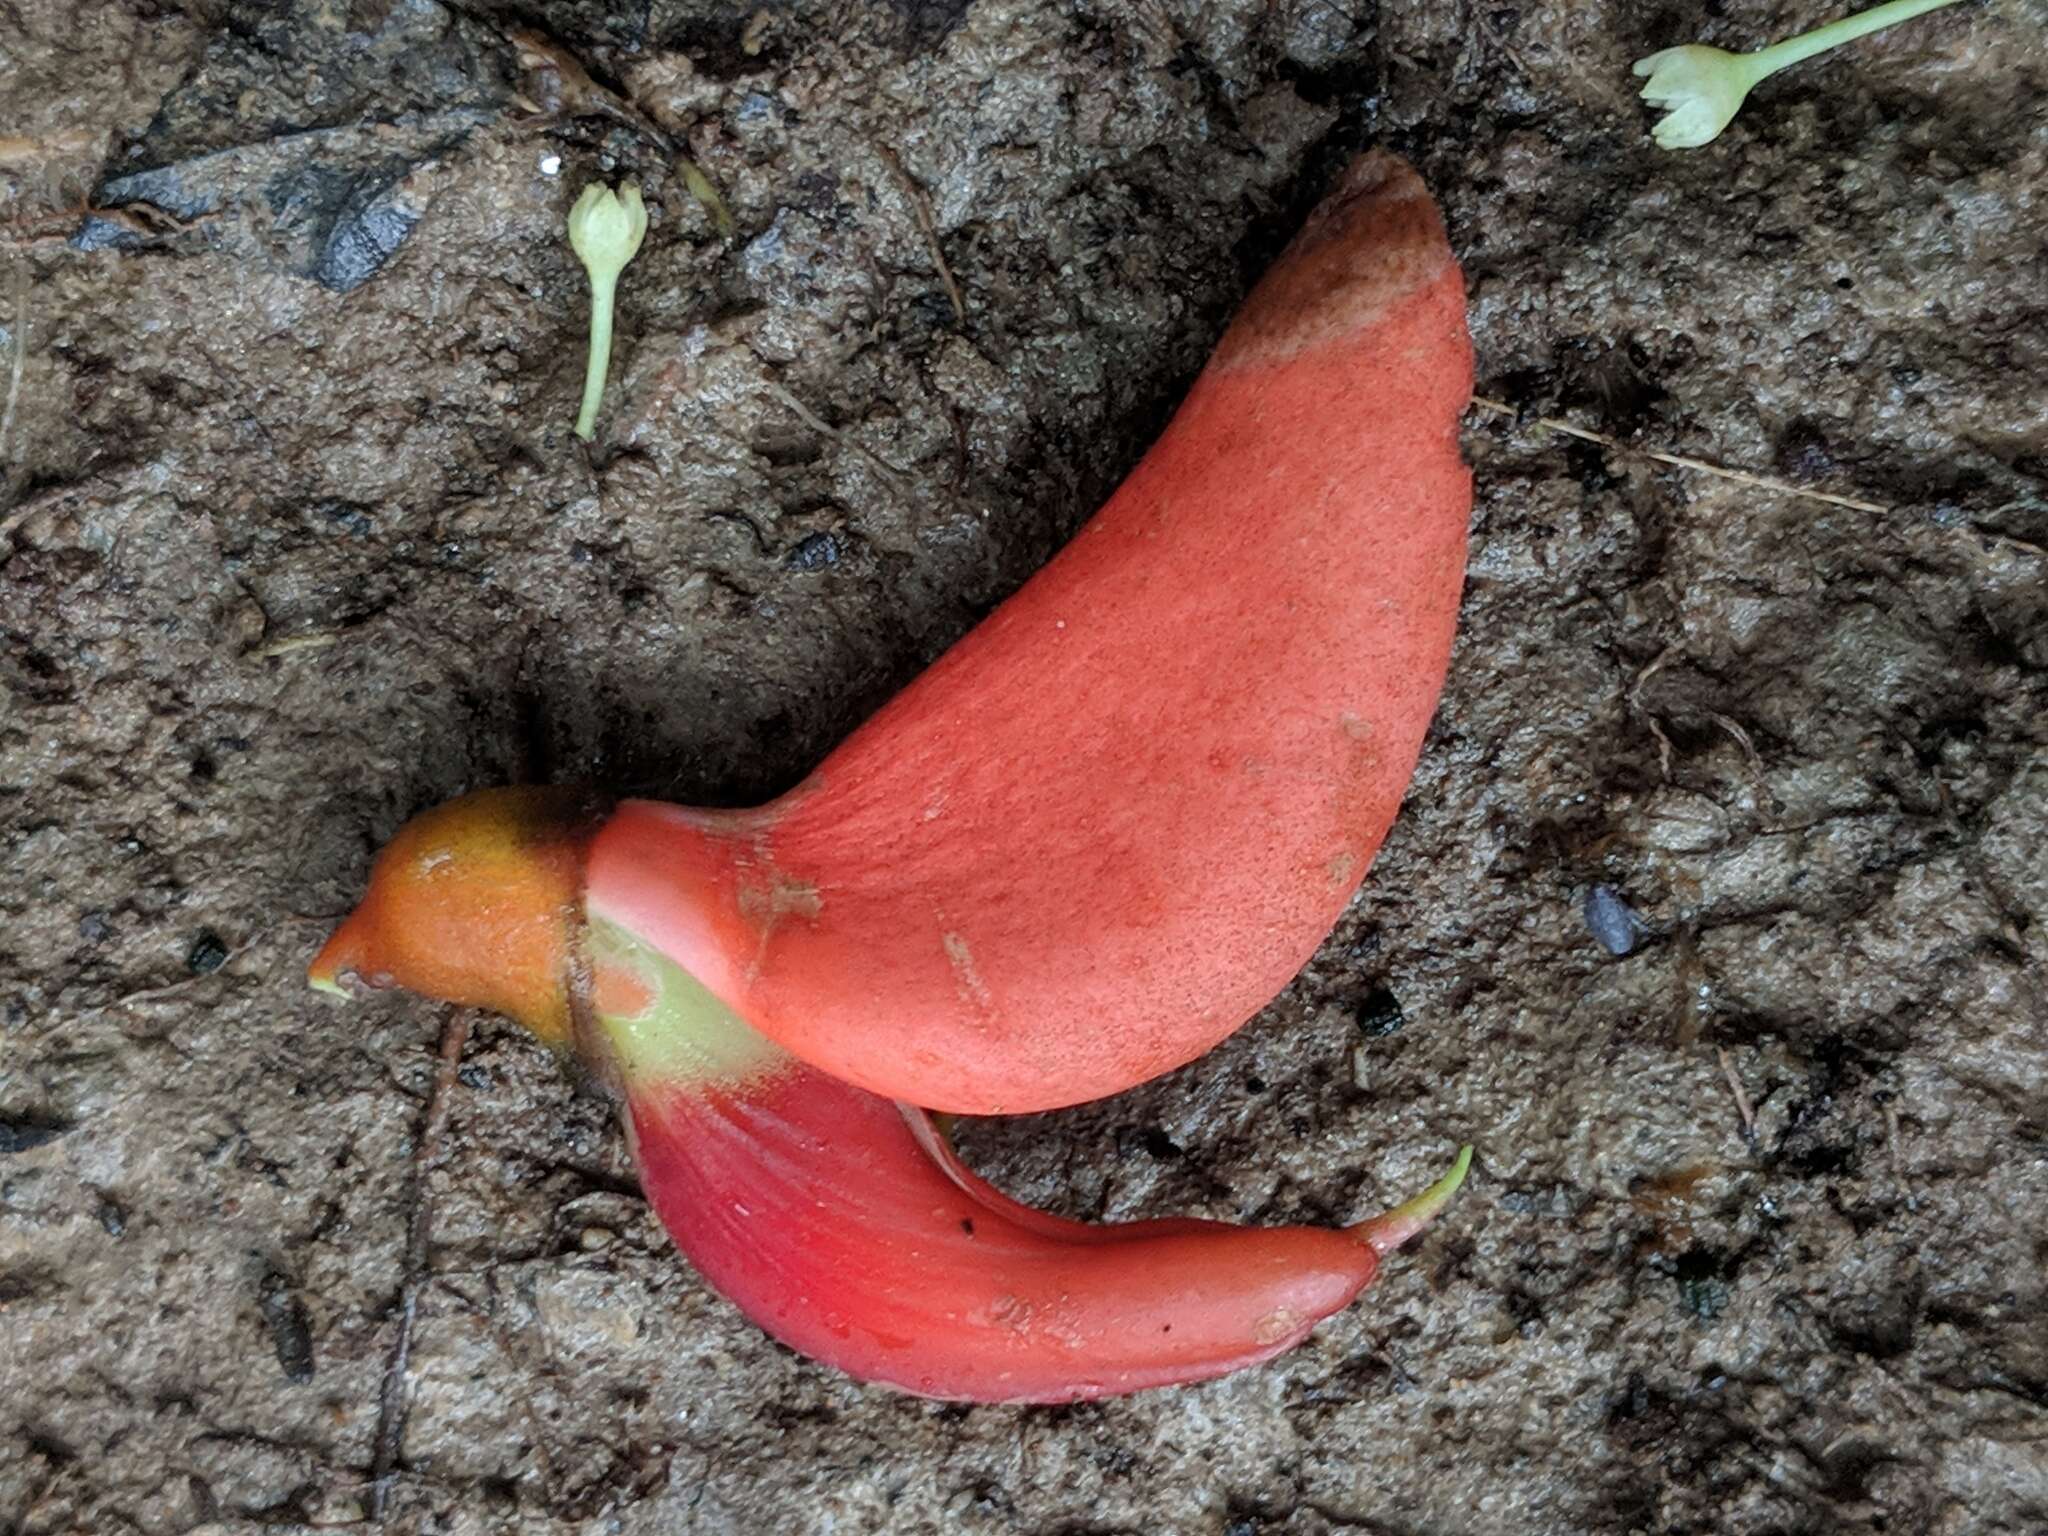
1632 0 1964 152
568 182 649 441
568 182 648 285
1632 46 1757 151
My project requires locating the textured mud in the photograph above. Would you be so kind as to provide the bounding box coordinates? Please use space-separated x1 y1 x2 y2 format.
3 2 2046 1533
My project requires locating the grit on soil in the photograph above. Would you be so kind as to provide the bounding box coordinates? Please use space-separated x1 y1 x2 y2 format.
2 2 2045 1533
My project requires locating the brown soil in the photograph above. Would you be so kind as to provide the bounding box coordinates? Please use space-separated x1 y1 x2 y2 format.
3 2 2045 1533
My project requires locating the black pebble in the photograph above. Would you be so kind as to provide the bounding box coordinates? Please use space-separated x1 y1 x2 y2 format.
260 1279 316 1384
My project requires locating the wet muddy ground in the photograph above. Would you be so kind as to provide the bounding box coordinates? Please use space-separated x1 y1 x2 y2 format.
3 1 2046 1532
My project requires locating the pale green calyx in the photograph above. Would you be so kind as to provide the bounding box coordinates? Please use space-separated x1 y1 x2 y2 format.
1634 0 1965 151
587 916 783 1088
1632 45 1761 151
567 181 649 441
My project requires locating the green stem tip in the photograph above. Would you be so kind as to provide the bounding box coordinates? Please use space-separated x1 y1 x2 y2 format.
1748 0 1963 79
1355 1144 1474 1257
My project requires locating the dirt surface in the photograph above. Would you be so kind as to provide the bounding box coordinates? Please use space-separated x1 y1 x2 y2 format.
4 1 2046 1532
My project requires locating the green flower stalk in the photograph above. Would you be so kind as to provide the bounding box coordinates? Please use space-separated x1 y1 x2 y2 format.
567 181 648 440
1634 0 1965 151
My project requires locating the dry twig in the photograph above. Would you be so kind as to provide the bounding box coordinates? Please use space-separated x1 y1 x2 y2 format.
1629 642 1681 781
1716 1045 1758 1145
757 380 908 486
1469 396 1888 514
370 1011 471 1522
1880 1094 1904 1181
876 144 966 326
247 630 343 660
1 259 27 512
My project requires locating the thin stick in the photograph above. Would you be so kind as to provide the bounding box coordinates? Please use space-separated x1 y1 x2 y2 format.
1 258 27 505
1708 710 1774 811
1469 396 1889 514
1716 1045 1757 1145
369 1010 471 1523
877 144 966 326
1629 642 1681 781
757 380 907 486
247 630 342 659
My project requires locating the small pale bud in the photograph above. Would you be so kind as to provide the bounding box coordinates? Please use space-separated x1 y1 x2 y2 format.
1632 0 1967 153
1632 46 1756 151
567 181 649 284
566 181 649 440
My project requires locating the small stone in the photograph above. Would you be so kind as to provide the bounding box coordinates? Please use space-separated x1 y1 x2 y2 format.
1582 885 1647 956
260 1280 316 1383
785 530 843 571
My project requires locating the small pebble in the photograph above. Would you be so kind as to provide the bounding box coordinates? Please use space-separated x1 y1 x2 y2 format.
1583 885 1646 956
579 1226 614 1251
785 530 843 571
259 1282 316 1383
